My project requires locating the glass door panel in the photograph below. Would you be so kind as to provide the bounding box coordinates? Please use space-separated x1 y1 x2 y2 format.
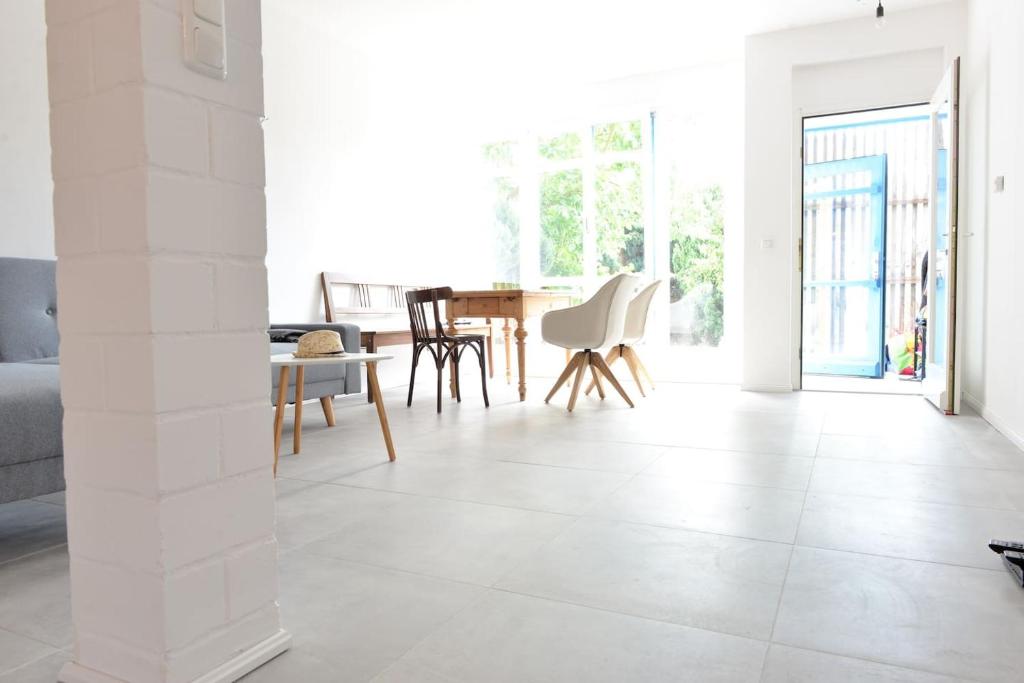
802 155 887 377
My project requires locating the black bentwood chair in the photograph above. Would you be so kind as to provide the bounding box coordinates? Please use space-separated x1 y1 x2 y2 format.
405 287 489 413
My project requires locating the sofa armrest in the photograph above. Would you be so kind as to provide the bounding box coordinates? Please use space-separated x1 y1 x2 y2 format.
270 322 362 393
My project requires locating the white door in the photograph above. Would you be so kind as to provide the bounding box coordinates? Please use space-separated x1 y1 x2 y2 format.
923 58 961 413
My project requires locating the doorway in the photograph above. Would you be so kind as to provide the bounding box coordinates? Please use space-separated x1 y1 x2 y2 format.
800 104 932 394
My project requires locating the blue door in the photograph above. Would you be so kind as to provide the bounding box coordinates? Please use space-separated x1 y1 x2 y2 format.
802 155 887 378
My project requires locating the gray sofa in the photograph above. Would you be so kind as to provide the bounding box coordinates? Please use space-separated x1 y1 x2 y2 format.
0 257 360 505
0 258 63 504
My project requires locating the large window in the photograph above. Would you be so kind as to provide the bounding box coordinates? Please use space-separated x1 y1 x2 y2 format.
480 105 737 364
482 117 651 292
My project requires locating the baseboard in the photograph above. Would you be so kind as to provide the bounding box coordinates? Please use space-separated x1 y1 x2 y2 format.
740 384 794 393
962 392 1024 451
59 630 292 683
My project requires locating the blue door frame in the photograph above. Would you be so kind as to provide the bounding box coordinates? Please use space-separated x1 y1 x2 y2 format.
802 155 888 378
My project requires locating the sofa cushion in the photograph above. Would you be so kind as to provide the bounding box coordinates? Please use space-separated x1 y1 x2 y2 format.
20 356 60 365
0 258 59 362
0 363 63 467
269 341 347 393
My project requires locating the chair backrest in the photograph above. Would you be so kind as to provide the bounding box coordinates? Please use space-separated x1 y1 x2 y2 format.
321 272 424 322
586 273 641 348
405 287 453 344
621 280 662 345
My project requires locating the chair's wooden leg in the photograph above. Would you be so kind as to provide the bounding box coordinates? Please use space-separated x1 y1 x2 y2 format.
592 353 634 408
485 318 494 379
545 352 581 403
566 353 589 412
407 346 420 407
436 358 443 414
565 348 571 364
590 363 606 399
478 341 490 407
293 365 304 454
366 361 396 461
621 347 646 398
320 396 336 427
272 366 290 476
586 345 620 396
453 346 462 403
629 347 654 389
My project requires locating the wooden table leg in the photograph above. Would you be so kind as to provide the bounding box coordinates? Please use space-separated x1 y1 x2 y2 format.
485 317 494 378
366 361 396 461
293 365 304 454
446 312 458 398
503 318 512 385
320 396 336 426
272 365 290 476
515 317 527 401
366 334 376 403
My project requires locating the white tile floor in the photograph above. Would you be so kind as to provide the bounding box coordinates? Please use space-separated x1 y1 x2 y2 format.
3 377 1024 682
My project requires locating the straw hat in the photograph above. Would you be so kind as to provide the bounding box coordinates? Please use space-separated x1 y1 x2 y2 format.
294 330 346 358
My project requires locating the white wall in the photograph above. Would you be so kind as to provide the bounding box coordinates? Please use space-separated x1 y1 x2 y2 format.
261 0 745 388
261 0 494 327
961 0 1024 446
741 1 965 390
0 0 53 258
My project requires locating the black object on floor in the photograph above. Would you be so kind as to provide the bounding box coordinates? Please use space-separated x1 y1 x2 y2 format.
988 539 1024 587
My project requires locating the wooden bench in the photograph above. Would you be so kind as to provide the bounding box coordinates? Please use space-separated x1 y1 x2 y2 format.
320 273 496 401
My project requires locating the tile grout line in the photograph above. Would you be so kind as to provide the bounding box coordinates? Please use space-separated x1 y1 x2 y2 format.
760 428 823 679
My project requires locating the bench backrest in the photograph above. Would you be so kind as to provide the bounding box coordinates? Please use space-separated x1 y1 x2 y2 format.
321 272 426 323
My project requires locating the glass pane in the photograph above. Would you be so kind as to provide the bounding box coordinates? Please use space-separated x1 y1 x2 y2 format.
802 285 872 363
803 194 877 283
805 169 873 195
539 169 584 276
489 177 520 284
932 101 951 366
538 132 582 161
593 120 643 153
595 161 644 276
482 141 517 169
668 181 725 346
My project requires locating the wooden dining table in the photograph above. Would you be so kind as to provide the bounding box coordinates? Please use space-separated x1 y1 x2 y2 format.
445 289 573 401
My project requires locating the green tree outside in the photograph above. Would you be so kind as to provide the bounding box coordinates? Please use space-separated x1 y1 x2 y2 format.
670 182 725 346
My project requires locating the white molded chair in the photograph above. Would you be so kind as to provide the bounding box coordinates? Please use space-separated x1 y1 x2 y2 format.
541 273 640 411
586 279 661 398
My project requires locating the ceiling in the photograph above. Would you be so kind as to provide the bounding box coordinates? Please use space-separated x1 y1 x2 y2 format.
282 0 955 83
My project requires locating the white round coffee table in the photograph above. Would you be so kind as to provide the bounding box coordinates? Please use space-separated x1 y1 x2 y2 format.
270 352 395 474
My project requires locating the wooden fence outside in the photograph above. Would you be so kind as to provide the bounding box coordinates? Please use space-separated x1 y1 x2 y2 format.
804 115 931 342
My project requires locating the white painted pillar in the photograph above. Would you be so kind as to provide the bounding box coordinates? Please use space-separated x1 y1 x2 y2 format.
45 1 289 681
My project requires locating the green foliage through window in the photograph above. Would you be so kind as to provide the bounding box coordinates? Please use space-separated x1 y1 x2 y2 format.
593 120 643 153
540 169 584 276
482 141 516 168
538 132 583 161
595 162 644 276
670 183 725 346
490 177 520 283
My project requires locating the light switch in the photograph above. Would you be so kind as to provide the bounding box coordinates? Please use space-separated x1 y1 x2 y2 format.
193 0 223 26
182 0 226 79
995 175 1005 193
760 239 774 249
193 21 224 70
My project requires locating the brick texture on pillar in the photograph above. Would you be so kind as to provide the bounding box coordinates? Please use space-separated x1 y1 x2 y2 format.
46 1 288 682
